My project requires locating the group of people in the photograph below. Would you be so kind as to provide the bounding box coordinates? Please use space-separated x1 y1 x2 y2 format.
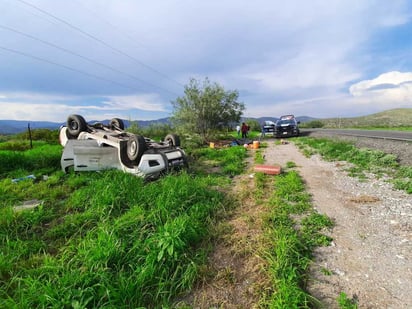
236 122 250 138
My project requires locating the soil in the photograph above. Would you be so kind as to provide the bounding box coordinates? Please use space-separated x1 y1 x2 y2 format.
178 140 412 308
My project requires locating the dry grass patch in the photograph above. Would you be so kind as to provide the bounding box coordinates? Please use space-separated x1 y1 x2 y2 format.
349 195 381 203
177 157 272 308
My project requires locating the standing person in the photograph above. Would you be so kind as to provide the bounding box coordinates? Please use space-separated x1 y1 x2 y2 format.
241 122 248 138
236 124 241 137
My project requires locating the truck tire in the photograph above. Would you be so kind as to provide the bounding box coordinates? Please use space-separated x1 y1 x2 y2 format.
127 134 147 162
110 118 125 130
67 114 87 137
164 134 180 147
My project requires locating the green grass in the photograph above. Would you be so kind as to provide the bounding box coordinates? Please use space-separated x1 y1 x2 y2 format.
286 161 297 169
1 171 228 308
0 138 234 308
228 130 263 139
1 135 373 307
262 171 334 308
0 143 62 177
393 166 412 193
356 126 412 131
337 292 358 309
254 149 265 164
190 145 247 176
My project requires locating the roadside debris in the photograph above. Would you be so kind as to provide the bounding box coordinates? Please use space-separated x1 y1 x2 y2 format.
253 164 282 175
13 199 43 212
12 174 36 183
208 139 260 149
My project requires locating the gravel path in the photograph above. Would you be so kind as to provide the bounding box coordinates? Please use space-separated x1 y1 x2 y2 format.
264 141 412 308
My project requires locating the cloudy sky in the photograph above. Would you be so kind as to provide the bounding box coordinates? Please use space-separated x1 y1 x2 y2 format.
1 0 412 122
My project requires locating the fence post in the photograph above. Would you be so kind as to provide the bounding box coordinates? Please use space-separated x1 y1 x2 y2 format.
28 123 33 149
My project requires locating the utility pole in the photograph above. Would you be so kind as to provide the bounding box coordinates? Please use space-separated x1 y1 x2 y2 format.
28 123 33 149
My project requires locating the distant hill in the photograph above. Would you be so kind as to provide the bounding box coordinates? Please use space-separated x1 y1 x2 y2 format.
0 120 64 134
1 109 410 134
320 108 412 128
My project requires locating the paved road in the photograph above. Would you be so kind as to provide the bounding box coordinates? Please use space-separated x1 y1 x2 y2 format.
302 128 412 142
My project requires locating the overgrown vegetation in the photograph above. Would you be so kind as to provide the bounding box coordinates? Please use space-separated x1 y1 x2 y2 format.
2 126 405 307
299 120 325 128
171 77 245 142
261 170 334 308
0 137 248 308
295 137 412 193
0 143 61 177
127 121 174 141
15 128 59 143
190 145 247 176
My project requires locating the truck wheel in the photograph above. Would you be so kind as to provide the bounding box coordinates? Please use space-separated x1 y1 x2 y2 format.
165 134 180 147
110 118 125 130
127 134 146 162
67 114 87 137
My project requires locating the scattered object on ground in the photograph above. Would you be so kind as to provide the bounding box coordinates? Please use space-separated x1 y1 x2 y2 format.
59 114 187 179
12 174 36 183
253 164 282 175
13 199 43 212
280 139 289 145
207 140 236 148
234 138 253 146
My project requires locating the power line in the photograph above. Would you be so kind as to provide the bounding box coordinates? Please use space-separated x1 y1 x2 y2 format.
71 0 147 50
0 45 169 94
0 24 179 96
15 0 184 88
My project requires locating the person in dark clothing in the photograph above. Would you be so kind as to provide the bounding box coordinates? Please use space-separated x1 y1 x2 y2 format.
241 122 248 138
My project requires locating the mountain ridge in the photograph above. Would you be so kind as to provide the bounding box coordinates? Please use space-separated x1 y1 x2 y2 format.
1 108 410 134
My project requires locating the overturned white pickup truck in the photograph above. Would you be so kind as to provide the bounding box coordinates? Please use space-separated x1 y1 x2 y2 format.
59 114 187 179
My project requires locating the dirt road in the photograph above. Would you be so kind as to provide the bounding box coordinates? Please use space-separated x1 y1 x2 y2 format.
265 142 412 308
179 140 411 308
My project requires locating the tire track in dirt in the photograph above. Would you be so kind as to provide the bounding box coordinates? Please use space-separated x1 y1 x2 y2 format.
177 154 271 308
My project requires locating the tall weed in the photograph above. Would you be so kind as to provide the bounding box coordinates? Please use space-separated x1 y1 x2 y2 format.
263 171 333 308
0 144 61 177
1 170 227 308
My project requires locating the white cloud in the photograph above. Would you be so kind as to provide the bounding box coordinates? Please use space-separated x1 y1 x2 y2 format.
0 102 83 122
347 71 412 112
350 71 412 96
1 1 412 121
0 92 170 122
102 94 167 112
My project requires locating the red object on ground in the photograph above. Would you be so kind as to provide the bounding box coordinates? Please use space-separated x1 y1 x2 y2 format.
254 164 282 175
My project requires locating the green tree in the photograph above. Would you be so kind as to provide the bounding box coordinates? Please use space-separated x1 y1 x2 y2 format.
244 119 261 131
171 78 244 142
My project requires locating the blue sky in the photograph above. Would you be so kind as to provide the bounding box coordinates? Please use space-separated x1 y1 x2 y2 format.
1 0 412 122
